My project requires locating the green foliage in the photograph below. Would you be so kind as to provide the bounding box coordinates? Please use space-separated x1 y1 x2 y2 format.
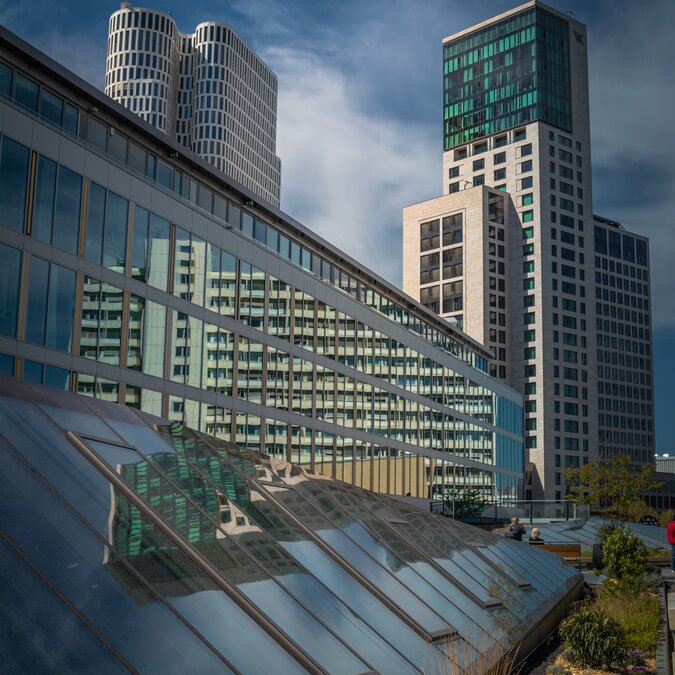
595 592 660 656
602 527 648 585
544 665 570 675
596 520 621 545
444 488 487 518
658 509 675 527
559 609 626 669
566 454 663 517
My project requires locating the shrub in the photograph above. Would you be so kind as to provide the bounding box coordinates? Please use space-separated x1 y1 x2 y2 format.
559 609 626 668
595 592 661 656
658 509 675 527
602 526 648 583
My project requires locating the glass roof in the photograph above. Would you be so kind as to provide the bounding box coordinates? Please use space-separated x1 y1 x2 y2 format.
535 518 666 551
0 376 581 673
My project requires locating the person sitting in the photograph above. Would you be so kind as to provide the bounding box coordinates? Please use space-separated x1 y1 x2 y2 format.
507 517 526 541
528 527 544 544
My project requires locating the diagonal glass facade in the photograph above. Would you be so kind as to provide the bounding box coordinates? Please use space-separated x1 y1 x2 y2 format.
443 6 571 150
0 378 582 672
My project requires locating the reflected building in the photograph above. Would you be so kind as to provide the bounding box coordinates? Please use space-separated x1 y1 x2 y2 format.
0 25 523 506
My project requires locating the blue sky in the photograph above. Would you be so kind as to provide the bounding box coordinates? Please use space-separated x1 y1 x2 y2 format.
1 0 673 450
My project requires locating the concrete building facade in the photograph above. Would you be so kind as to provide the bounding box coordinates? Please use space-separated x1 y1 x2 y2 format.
0 25 524 507
105 3 281 207
403 1 654 500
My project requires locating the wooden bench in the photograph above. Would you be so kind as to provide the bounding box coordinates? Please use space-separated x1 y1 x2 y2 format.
534 543 582 569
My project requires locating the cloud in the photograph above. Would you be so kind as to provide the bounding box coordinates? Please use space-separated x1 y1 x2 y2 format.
587 0 675 329
272 46 439 287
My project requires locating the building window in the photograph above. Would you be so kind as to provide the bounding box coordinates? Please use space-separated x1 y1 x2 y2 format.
472 158 484 171
494 168 506 181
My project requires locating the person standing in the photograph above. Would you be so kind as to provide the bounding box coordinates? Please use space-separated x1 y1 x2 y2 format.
508 517 526 542
667 516 675 573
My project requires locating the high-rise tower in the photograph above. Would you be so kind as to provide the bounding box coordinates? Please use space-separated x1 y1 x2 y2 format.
403 1 655 500
105 3 281 207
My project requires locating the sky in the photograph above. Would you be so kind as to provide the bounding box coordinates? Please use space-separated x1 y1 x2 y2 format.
1 0 673 450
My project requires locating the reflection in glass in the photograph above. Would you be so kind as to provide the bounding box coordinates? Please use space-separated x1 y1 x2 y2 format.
32 155 57 243
46 263 76 352
85 182 106 264
0 242 21 338
102 191 128 272
80 277 122 365
14 73 38 111
0 136 30 232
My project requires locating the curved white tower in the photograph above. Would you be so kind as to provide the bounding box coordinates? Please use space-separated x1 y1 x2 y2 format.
105 4 281 207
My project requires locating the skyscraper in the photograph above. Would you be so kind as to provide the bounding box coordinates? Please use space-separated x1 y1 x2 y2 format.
403 1 655 500
105 3 281 207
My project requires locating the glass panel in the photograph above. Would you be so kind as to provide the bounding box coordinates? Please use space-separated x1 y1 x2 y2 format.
131 206 149 282
293 480 486 643
23 360 43 383
0 242 21 337
156 161 172 189
148 431 417 675
14 73 39 111
103 192 128 272
44 365 70 390
241 211 253 237
46 263 75 352
52 166 82 254
0 397 308 675
0 535 129 674
39 88 63 126
80 277 123 365
32 155 57 243
147 214 170 291
234 480 446 671
127 294 143 370
25 256 50 345
0 61 13 98
265 484 449 634
0 436 236 674
0 352 14 375
87 437 370 674
85 182 106 264
173 228 191 300
0 136 30 232
141 300 165 377
63 102 79 135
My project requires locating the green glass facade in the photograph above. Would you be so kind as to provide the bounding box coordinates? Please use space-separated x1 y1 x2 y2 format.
443 6 571 150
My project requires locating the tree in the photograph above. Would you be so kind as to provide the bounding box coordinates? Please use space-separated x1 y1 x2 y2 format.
444 487 488 518
565 455 662 518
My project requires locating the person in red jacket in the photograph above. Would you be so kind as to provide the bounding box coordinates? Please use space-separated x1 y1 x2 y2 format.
667 517 675 573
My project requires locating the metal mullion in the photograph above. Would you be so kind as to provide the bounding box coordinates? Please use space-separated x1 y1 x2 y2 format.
101 433 376 674
66 431 325 674
0 432 238 674
17 251 30 340
0 528 140 675
25 150 38 235
253 479 453 644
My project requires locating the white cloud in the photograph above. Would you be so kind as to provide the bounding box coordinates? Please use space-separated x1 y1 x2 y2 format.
273 46 439 287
